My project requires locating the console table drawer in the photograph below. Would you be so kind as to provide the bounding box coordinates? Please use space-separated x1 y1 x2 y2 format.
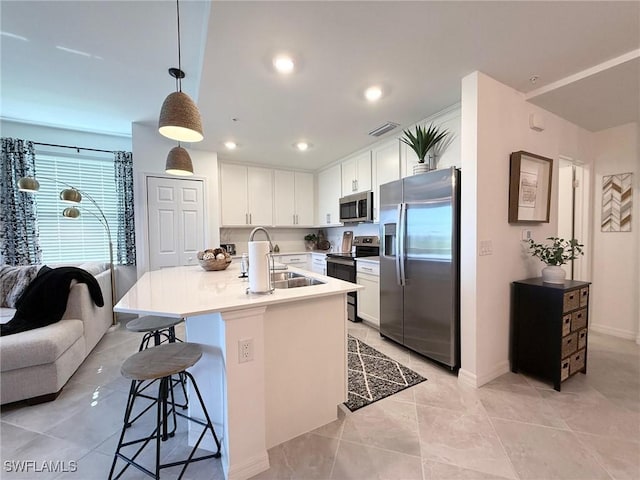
578 329 587 350
570 349 586 374
571 309 587 331
579 287 589 307
561 332 578 359
562 314 572 336
563 291 579 312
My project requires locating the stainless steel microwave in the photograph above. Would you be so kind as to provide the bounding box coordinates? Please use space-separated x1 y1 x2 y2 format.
339 191 373 223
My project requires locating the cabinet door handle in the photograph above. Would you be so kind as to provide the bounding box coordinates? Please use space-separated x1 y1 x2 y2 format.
355 179 358 191
326 213 330 224
245 213 248 224
362 266 373 271
249 213 252 224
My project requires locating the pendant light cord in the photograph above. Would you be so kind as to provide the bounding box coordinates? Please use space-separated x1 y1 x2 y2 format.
176 0 182 92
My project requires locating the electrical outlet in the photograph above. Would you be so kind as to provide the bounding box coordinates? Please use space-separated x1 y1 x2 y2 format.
521 229 532 241
238 339 253 363
479 240 493 256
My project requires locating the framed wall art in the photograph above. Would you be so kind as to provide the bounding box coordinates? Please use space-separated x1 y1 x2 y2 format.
601 173 632 232
508 151 553 223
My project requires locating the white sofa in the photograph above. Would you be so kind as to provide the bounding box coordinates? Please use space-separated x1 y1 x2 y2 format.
0 263 113 405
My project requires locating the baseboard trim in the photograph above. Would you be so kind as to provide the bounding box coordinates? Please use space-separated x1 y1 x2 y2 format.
590 324 637 341
226 451 270 480
458 360 510 388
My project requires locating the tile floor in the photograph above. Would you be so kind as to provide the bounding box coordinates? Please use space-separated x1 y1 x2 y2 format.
1 321 638 480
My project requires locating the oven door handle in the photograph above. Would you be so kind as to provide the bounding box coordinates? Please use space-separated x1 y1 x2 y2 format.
327 257 356 267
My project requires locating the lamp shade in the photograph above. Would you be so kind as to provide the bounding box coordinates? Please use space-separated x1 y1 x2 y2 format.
158 91 204 143
60 188 82 203
165 145 194 176
62 207 81 218
17 177 40 192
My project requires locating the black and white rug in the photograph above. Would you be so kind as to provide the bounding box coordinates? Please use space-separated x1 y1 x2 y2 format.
345 335 426 412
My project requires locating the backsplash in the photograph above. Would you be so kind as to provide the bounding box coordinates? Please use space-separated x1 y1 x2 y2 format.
220 223 380 255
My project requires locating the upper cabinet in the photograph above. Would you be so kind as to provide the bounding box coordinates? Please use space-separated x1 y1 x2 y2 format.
341 151 372 195
220 163 273 226
316 163 342 226
274 170 315 227
371 139 401 222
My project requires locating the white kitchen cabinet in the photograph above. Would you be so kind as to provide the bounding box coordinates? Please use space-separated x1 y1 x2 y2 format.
310 252 327 275
274 170 314 227
273 253 310 270
356 260 379 327
372 139 400 222
316 163 342 226
220 163 273 226
341 151 372 195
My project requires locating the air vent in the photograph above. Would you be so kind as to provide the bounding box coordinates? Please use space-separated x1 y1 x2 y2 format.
368 121 400 137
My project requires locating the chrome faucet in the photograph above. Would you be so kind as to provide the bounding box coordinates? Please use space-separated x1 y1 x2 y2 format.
248 226 274 252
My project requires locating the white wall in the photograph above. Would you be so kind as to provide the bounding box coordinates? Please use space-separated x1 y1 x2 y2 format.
459 71 594 387
131 123 220 276
590 122 639 341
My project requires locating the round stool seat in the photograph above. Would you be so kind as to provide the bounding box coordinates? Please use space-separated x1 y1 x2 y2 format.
121 343 202 381
125 315 183 333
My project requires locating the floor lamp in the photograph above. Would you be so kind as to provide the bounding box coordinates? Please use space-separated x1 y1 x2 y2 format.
18 176 118 326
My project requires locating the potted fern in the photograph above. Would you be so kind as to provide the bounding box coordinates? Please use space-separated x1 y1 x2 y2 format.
400 123 449 174
528 237 584 284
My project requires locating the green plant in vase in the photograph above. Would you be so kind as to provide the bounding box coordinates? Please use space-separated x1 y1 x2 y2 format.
400 123 449 173
304 233 318 251
528 237 584 283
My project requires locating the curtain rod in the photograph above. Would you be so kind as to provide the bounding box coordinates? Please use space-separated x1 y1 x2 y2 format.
33 141 118 154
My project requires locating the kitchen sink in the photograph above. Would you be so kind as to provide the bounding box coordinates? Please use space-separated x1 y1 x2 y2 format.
270 271 305 282
270 271 325 289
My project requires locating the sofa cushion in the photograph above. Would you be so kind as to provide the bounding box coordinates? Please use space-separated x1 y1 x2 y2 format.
0 319 83 371
0 265 41 308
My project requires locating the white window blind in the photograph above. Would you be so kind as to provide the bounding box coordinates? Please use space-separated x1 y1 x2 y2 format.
34 153 118 264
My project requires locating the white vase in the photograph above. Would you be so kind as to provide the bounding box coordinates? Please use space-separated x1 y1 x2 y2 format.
413 163 430 175
542 265 566 284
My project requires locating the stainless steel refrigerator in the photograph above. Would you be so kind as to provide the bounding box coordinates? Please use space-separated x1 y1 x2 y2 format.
379 167 460 369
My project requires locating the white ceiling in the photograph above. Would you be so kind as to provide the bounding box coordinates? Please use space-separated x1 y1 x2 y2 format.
2 1 639 171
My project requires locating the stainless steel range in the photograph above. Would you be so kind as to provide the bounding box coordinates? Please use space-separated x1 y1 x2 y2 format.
326 235 379 322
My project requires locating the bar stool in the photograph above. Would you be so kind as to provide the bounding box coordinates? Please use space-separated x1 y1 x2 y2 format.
126 315 184 351
124 315 188 427
109 342 221 480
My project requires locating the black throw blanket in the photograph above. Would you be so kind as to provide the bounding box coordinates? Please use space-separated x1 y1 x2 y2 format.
0 267 104 336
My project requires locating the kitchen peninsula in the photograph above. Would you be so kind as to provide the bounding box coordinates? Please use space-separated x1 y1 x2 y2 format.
114 263 360 480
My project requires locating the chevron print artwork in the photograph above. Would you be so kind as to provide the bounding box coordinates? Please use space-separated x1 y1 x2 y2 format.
601 173 632 232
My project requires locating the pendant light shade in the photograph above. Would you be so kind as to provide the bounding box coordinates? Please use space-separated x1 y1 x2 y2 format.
60 188 82 203
158 0 204 143
159 90 203 143
17 176 40 192
62 207 81 218
165 145 194 176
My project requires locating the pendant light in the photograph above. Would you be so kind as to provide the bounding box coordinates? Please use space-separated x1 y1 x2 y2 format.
165 144 194 176
158 0 203 143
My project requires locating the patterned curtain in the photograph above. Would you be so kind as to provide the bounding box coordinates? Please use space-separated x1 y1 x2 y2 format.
114 151 136 265
0 138 42 265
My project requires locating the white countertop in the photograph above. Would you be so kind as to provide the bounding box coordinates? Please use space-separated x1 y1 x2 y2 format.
114 263 360 318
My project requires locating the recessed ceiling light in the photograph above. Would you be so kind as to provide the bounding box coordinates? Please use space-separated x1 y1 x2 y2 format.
273 55 295 74
364 86 383 102
224 141 237 150
295 142 309 151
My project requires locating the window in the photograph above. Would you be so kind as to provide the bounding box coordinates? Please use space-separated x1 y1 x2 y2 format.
34 153 119 264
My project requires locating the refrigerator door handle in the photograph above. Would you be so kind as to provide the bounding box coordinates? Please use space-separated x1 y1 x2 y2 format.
399 202 406 286
395 204 402 286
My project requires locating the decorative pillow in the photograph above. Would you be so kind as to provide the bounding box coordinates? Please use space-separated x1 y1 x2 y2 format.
0 265 41 308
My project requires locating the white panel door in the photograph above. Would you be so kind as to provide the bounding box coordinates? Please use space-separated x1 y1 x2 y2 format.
317 163 342 225
373 139 400 222
147 176 205 271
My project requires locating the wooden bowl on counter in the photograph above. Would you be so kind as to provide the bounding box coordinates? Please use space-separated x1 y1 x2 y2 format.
197 254 232 271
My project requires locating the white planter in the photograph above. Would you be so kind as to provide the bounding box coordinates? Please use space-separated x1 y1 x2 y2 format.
413 163 430 175
542 265 566 284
